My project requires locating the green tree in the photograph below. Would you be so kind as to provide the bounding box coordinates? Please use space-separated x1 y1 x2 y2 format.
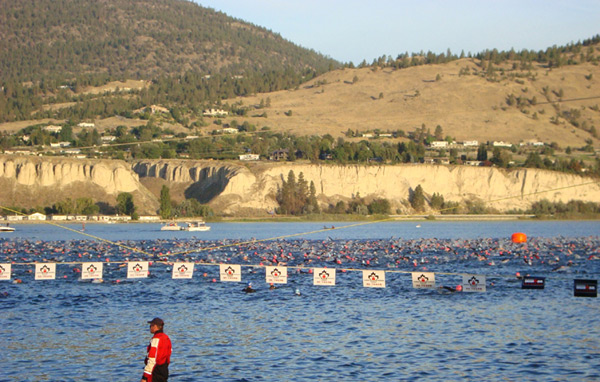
476 144 488 161
159 185 172 219
368 198 391 214
116 192 135 216
430 192 445 210
410 185 426 212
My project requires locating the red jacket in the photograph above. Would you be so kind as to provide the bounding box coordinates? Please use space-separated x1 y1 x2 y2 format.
143 331 172 380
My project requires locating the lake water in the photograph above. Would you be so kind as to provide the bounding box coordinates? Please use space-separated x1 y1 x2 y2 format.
1 221 599 381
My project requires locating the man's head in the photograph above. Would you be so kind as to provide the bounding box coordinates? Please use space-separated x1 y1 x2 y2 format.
148 317 164 333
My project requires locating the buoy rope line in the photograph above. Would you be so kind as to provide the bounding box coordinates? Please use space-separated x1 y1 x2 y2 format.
3 260 594 283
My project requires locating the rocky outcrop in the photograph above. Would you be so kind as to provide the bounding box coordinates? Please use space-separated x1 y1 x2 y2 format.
1 155 599 216
0 155 158 214
131 160 600 215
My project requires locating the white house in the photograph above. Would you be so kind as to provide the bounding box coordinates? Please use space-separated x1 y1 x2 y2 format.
239 154 260 161
43 125 62 133
430 141 449 148
139 215 160 222
222 128 239 134
463 140 479 147
50 215 68 221
203 109 228 117
77 122 95 128
493 141 512 147
28 212 47 221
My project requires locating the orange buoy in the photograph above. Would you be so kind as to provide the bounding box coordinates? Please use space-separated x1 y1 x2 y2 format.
511 232 527 243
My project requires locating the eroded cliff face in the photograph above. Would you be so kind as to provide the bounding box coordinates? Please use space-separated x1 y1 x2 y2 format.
1 155 599 216
131 160 600 215
0 155 158 214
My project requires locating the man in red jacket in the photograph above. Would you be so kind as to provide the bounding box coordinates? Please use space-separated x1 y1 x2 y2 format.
141 317 172 382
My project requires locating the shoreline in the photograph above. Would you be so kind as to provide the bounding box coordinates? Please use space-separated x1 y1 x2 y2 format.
7 214 600 225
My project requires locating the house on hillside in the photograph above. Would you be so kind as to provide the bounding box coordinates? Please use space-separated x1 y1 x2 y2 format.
203 109 228 117
239 154 260 161
270 149 289 161
430 141 448 148
43 125 62 133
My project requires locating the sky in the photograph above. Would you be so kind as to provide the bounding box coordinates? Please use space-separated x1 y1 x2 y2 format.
193 0 600 64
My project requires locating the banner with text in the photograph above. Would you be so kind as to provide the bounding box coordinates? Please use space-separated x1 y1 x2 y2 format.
0 263 11 280
173 262 194 279
314 267 336 286
127 262 148 279
35 263 56 280
363 270 386 288
462 274 486 292
412 272 436 289
81 262 103 280
220 264 242 282
265 266 288 284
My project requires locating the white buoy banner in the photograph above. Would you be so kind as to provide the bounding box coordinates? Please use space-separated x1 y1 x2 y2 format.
127 261 148 279
81 262 103 280
173 262 194 279
363 270 386 288
412 272 436 289
314 267 336 286
265 266 288 284
35 263 56 280
220 264 242 282
462 274 486 292
0 263 11 280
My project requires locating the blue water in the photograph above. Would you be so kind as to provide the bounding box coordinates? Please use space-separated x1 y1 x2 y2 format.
1 221 599 381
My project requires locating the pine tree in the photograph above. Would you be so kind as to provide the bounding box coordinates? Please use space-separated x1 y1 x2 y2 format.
410 185 426 212
159 185 172 219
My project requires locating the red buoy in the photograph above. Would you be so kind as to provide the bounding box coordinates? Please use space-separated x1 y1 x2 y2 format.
511 232 527 243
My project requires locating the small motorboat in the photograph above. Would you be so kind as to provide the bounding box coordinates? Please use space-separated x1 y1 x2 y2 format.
0 225 15 232
160 222 183 231
183 221 211 232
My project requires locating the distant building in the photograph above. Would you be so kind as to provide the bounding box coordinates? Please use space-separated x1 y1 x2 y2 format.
77 122 95 128
430 141 448 148
28 212 47 221
43 125 62 133
239 154 260 161
101 135 117 143
463 140 479 147
270 149 289 161
139 215 160 221
492 141 512 147
221 127 239 134
203 109 228 117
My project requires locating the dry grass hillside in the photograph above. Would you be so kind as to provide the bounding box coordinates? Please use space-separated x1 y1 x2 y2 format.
222 58 600 147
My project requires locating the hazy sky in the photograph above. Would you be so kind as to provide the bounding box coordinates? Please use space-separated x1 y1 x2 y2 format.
194 0 600 64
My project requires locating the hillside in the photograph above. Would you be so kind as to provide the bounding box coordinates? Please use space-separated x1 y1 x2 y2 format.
221 57 600 148
0 0 337 82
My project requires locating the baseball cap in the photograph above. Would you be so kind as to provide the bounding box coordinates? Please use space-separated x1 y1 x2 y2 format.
148 317 164 326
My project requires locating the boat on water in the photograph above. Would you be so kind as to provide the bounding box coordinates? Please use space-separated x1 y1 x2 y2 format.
0 225 15 232
183 221 211 232
160 222 183 231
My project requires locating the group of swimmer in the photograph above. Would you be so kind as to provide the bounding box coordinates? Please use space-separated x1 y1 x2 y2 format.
1 236 597 286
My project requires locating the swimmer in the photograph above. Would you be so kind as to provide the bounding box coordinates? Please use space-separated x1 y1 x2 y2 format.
243 282 255 293
269 283 276 290
439 285 462 293
294 288 301 296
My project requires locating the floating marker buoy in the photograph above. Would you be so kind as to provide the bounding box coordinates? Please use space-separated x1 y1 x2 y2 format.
511 232 527 243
